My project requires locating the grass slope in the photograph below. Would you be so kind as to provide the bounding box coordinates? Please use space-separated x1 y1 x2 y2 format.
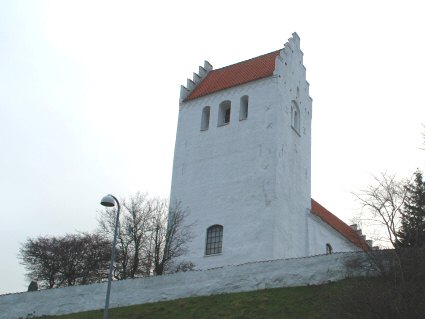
36 280 347 319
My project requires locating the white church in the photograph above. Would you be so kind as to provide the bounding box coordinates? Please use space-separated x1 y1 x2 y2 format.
170 33 370 270
0 34 376 318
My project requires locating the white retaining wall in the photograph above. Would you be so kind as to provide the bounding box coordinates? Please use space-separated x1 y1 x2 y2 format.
0 252 369 319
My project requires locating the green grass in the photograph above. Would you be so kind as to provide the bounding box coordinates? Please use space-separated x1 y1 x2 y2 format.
36 279 351 319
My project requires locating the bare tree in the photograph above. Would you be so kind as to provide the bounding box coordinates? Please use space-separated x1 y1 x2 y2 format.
351 172 411 282
56 233 111 286
97 193 194 279
352 172 409 248
19 233 110 289
341 172 425 318
150 201 195 275
19 236 61 289
19 192 196 290
98 192 155 279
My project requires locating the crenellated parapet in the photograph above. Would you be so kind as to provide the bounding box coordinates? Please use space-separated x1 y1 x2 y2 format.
350 224 375 248
180 60 213 103
275 32 302 71
284 32 301 57
274 32 312 104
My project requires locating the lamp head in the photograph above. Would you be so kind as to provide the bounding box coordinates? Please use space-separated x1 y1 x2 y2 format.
100 194 115 207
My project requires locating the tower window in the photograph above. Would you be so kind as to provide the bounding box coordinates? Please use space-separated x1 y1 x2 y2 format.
326 243 333 254
218 100 231 126
205 225 223 255
201 106 210 131
291 101 300 134
239 95 249 120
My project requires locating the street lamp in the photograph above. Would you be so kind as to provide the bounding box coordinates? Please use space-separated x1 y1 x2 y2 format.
100 194 121 319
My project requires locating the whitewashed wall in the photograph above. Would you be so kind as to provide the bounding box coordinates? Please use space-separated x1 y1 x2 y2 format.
307 215 362 255
171 76 279 269
170 33 314 269
0 252 371 319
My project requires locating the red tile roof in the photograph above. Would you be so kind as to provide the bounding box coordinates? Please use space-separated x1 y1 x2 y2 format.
311 199 370 251
185 50 281 101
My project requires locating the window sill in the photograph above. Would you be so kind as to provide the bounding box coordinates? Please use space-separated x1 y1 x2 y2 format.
204 252 223 257
217 122 230 127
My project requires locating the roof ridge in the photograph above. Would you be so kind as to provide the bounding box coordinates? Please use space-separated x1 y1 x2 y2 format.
183 50 281 102
212 49 281 72
181 32 302 102
312 199 348 226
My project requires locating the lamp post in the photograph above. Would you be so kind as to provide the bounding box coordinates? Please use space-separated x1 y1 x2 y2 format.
100 194 120 319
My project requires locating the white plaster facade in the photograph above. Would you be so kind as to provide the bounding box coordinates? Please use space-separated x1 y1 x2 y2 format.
307 214 362 255
170 33 362 270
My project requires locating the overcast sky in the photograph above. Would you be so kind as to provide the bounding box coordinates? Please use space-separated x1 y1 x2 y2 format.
1 0 424 294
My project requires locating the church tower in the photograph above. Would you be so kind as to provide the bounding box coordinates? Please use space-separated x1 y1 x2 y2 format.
170 33 313 269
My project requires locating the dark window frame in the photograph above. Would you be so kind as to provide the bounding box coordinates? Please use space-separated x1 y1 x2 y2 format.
326 243 333 254
218 100 231 126
205 225 223 255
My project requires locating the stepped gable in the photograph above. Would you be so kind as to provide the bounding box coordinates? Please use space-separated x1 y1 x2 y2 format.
311 199 370 251
185 50 281 102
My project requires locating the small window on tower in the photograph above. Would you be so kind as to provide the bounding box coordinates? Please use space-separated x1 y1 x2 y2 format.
240 95 249 120
201 106 210 131
291 101 300 134
218 100 231 126
205 225 223 255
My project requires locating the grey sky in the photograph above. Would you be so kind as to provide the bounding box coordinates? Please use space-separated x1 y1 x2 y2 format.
1 0 424 294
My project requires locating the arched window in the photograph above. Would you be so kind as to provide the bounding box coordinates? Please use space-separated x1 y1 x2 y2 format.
218 100 231 126
239 95 249 120
205 225 223 255
291 101 300 134
326 243 333 254
201 106 210 131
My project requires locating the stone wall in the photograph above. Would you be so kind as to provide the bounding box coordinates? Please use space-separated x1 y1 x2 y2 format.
0 252 370 319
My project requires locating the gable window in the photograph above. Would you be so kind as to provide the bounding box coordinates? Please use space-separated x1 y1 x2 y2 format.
218 100 231 126
206 225 223 255
239 95 249 120
326 243 333 254
291 101 300 134
201 106 210 131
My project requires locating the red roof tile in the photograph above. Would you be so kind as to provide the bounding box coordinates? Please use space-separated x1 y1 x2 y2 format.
185 50 281 101
311 199 370 251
